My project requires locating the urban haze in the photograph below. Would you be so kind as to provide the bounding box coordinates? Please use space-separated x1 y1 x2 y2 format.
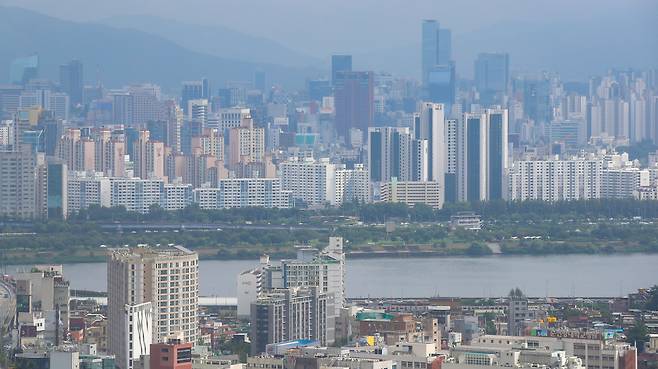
0 1 657 369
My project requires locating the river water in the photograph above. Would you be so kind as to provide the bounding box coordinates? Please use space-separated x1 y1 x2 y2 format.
5 254 657 298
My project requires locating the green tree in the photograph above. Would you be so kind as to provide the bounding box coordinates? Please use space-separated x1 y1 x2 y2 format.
626 320 649 352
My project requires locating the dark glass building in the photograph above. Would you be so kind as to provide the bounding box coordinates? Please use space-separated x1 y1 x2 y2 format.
474 53 509 106
331 55 352 85
59 60 84 107
334 71 373 140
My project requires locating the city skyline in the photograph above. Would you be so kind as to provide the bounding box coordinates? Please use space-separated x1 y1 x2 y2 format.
0 3 657 368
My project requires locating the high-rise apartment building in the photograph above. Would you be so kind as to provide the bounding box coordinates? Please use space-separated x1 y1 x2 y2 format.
192 178 290 209
228 114 264 167
457 113 487 202
133 130 166 181
279 157 336 207
369 123 436 186
456 110 508 202
416 103 446 188
239 237 345 331
164 101 183 154
334 163 370 205
485 108 509 201
368 127 413 183
110 178 164 213
108 246 199 369
93 128 126 177
445 119 458 203
507 157 603 202
379 180 443 209
281 237 345 315
250 287 335 355
0 149 37 219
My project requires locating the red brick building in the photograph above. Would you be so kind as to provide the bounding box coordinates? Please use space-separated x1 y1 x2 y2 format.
150 339 193 369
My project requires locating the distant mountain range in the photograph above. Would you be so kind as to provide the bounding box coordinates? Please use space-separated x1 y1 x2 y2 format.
1 6 655 91
100 14 321 68
0 7 322 90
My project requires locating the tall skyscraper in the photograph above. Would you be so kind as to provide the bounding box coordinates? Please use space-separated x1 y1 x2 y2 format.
254 70 266 92
59 60 84 107
164 101 183 154
334 71 374 140
45 159 68 219
10 55 39 85
421 20 452 84
457 113 487 203
368 127 413 183
427 63 456 108
415 103 446 186
422 20 439 84
437 28 452 65
444 119 458 203
331 55 352 85
485 108 509 201
456 110 508 203
108 246 199 369
523 77 551 124
475 53 510 106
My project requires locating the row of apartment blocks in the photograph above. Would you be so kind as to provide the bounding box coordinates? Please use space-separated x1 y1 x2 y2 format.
508 152 658 202
5 148 658 220
68 173 292 214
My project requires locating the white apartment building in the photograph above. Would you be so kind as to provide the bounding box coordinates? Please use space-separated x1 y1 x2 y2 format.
281 237 346 315
107 246 198 369
601 167 649 199
67 172 112 213
238 237 345 321
634 185 658 200
110 178 164 213
228 115 264 166
0 150 37 219
379 180 443 209
280 157 336 207
334 163 370 205
507 157 603 202
192 178 290 209
162 183 193 211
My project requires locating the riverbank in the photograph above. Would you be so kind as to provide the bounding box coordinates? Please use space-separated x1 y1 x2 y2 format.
2 243 657 265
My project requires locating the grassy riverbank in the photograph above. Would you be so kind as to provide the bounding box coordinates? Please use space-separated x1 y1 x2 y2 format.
2 200 658 265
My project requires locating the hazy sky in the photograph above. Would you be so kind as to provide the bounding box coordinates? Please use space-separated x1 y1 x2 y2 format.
2 0 656 58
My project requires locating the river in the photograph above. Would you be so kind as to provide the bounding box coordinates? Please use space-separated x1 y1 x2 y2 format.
4 254 657 298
